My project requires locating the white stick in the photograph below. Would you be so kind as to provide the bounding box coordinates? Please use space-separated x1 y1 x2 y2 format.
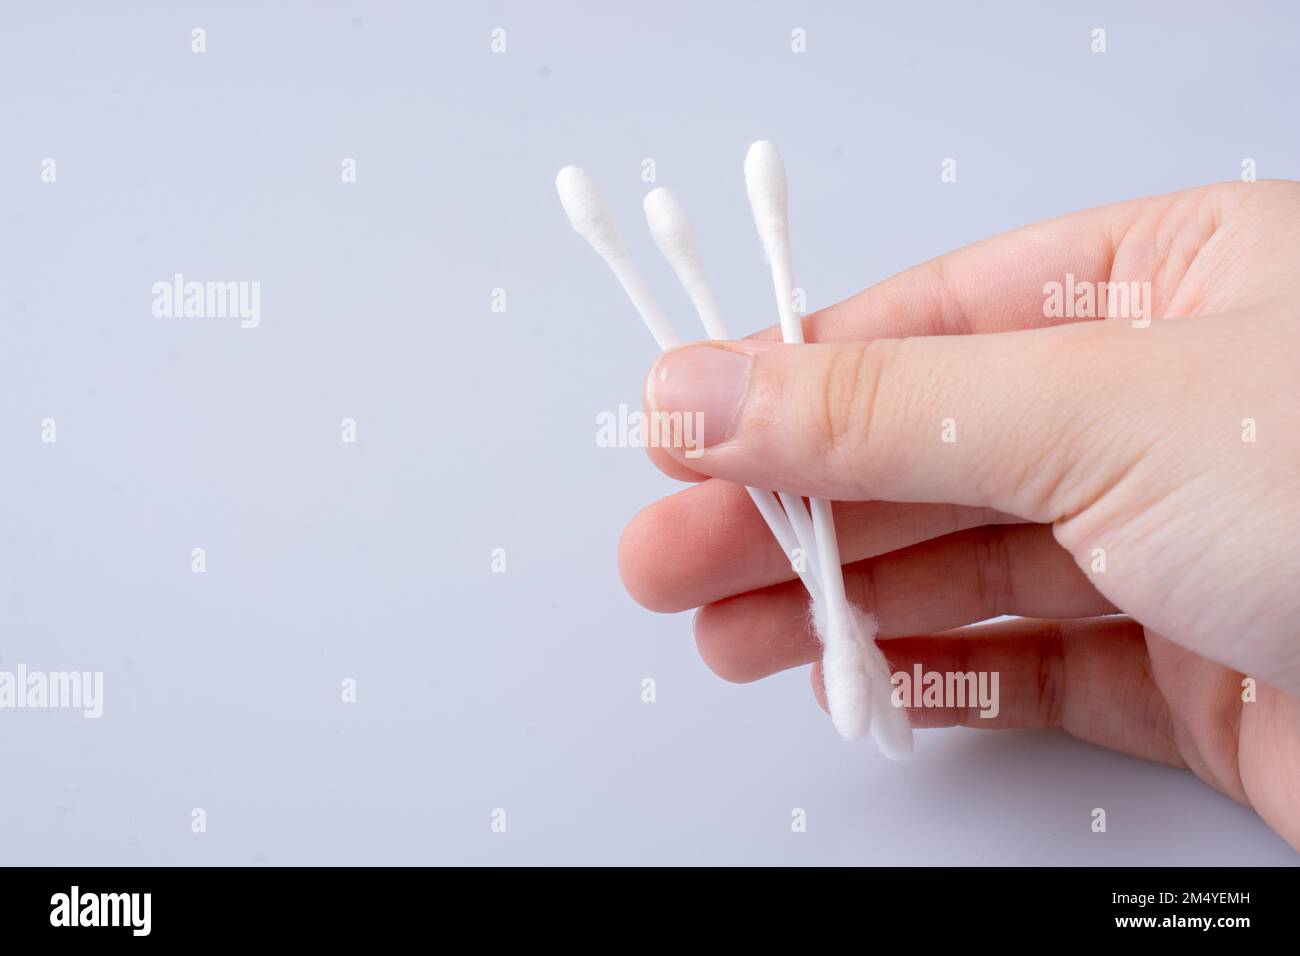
556 166 680 352
747 485 822 606
558 167 818 601
744 141 912 756
643 186 823 596
776 491 819 584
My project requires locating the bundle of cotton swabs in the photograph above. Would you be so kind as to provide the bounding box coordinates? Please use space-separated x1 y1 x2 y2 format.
556 141 912 759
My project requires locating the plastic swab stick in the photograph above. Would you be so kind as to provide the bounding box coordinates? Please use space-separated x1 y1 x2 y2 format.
744 141 912 757
556 166 680 352
643 186 823 595
557 168 819 601
776 491 821 588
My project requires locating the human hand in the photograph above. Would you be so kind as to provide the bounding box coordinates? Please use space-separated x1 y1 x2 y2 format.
619 180 1300 850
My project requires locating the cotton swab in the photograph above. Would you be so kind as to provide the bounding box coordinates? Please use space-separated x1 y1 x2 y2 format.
556 168 818 602
744 141 912 757
557 158 910 757
643 186 823 597
743 142 803 345
556 166 680 352
735 146 843 593
642 188 729 342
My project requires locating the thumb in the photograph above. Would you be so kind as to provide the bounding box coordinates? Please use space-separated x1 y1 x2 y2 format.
644 318 1182 524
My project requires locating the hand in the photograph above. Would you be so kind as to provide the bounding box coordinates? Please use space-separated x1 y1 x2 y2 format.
619 180 1300 850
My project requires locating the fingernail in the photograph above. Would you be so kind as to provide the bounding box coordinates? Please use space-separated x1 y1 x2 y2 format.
648 344 752 451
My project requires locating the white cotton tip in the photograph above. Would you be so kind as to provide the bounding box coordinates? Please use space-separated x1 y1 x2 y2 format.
744 140 802 344
811 598 874 742
556 165 681 350
556 165 625 261
743 140 791 261
643 187 693 257
851 609 914 761
811 597 915 756
870 691 914 761
643 188 728 342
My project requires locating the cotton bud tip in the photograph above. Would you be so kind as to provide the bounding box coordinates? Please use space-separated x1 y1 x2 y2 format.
743 140 790 258
556 165 624 261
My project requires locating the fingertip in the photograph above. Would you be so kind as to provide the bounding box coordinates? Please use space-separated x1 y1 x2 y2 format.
645 443 709 482
617 503 680 613
619 481 757 614
694 601 763 683
642 352 715 480
810 662 829 713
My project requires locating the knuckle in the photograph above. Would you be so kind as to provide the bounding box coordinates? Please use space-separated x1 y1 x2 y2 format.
811 340 897 486
1036 623 1065 727
971 527 1016 617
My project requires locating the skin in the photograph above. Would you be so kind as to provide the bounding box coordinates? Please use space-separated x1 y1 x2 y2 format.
619 180 1300 851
